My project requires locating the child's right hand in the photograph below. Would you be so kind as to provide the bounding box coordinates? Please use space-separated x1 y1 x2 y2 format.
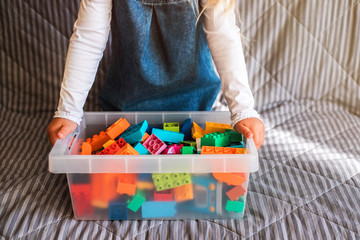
47 118 78 146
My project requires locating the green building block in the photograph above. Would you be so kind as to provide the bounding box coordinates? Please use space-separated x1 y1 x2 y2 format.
201 131 232 147
127 193 146 212
225 200 245 213
226 129 243 143
181 146 196 154
163 122 180 132
152 173 192 191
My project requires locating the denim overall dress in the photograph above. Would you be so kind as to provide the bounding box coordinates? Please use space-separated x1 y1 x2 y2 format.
99 0 221 111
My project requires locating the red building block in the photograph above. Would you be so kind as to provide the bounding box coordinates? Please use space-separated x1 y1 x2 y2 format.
117 173 138 196
97 141 121 155
71 184 93 217
154 189 173 201
226 184 247 201
212 172 247 186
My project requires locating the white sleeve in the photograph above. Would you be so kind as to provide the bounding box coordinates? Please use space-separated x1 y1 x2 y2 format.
54 0 112 125
201 0 261 128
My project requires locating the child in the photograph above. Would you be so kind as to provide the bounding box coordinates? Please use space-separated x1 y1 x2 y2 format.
47 0 264 149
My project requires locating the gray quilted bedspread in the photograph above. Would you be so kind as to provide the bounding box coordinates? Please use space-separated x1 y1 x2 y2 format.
1 0 359 239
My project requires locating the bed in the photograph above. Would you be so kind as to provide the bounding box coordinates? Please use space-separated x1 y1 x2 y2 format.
1 0 360 239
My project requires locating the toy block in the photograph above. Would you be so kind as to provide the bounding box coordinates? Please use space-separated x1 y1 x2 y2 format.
106 118 131 139
127 193 146 212
91 173 119 208
192 122 205 139
115 143 139 155
117 173 137 196
201 131 231 147
163 122 180 132
116 138 126 148
143 134 167 155
180 146 195 154
205 122 232 134
180 118 192 140
118 120 148 145
97 141 121 155
180 141 197 148
141 132 150 143
151 128 184 143
226 184 246 201
201 146 245 154
141 201 176 218
212 172 247 186
133 142 150 155
103 140 115 149
152 173 192 191
138 173 153 182
70 184 93 217
109 202 128 220
230 142 245 148
163 144 183 154
80 142 92 155
226 129 243 143
137 181 155 190
225 200 245 213
86 131 111 152
173 184 193 202
154 189 173 201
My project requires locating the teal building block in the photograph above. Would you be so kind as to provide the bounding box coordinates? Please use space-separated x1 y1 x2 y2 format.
152 128 184 143
133 142 150 155
109 202 128 220
119 120 148 144
127 193 146 212
225 200 245 213
227 129 243 143
142 201 176 218
163 122 180 132
152 173 192 191
181 146 195 154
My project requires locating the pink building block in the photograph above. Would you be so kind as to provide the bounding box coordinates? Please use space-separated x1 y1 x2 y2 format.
143 134 167 155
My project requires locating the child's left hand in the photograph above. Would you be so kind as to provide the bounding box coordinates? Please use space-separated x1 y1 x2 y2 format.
233 118 265 150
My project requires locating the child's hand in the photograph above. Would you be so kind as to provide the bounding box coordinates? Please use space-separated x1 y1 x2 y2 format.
47 118 78 146
233 118 265 150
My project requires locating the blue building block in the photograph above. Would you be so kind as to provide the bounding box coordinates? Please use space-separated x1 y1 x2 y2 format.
141 201 176 218
109 202 128 220
118 120 148 145
180 118 192 140
133 142 150 155
138 173 153 182
151 128 184 143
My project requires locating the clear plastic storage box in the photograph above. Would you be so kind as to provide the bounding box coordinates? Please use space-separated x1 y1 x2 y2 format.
49 111 259 220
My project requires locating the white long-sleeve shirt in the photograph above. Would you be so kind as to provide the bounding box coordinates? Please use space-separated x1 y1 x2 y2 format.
55 0 260 127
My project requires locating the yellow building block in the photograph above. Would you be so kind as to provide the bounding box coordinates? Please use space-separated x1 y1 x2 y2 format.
205 122 232 134
191 122 205 139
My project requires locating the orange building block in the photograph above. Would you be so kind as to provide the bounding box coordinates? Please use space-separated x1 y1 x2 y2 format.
97 141 121 155
201 146 246 154
91 173 119 208
212 172 247 186
115 143 139 155
106 118 131 139
141 132 150 143
173 184 193 202
191 122 205 139
80 142 92 155
226 184 247 201
205 122 232 134
86 131 111 152
117 173 137 196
